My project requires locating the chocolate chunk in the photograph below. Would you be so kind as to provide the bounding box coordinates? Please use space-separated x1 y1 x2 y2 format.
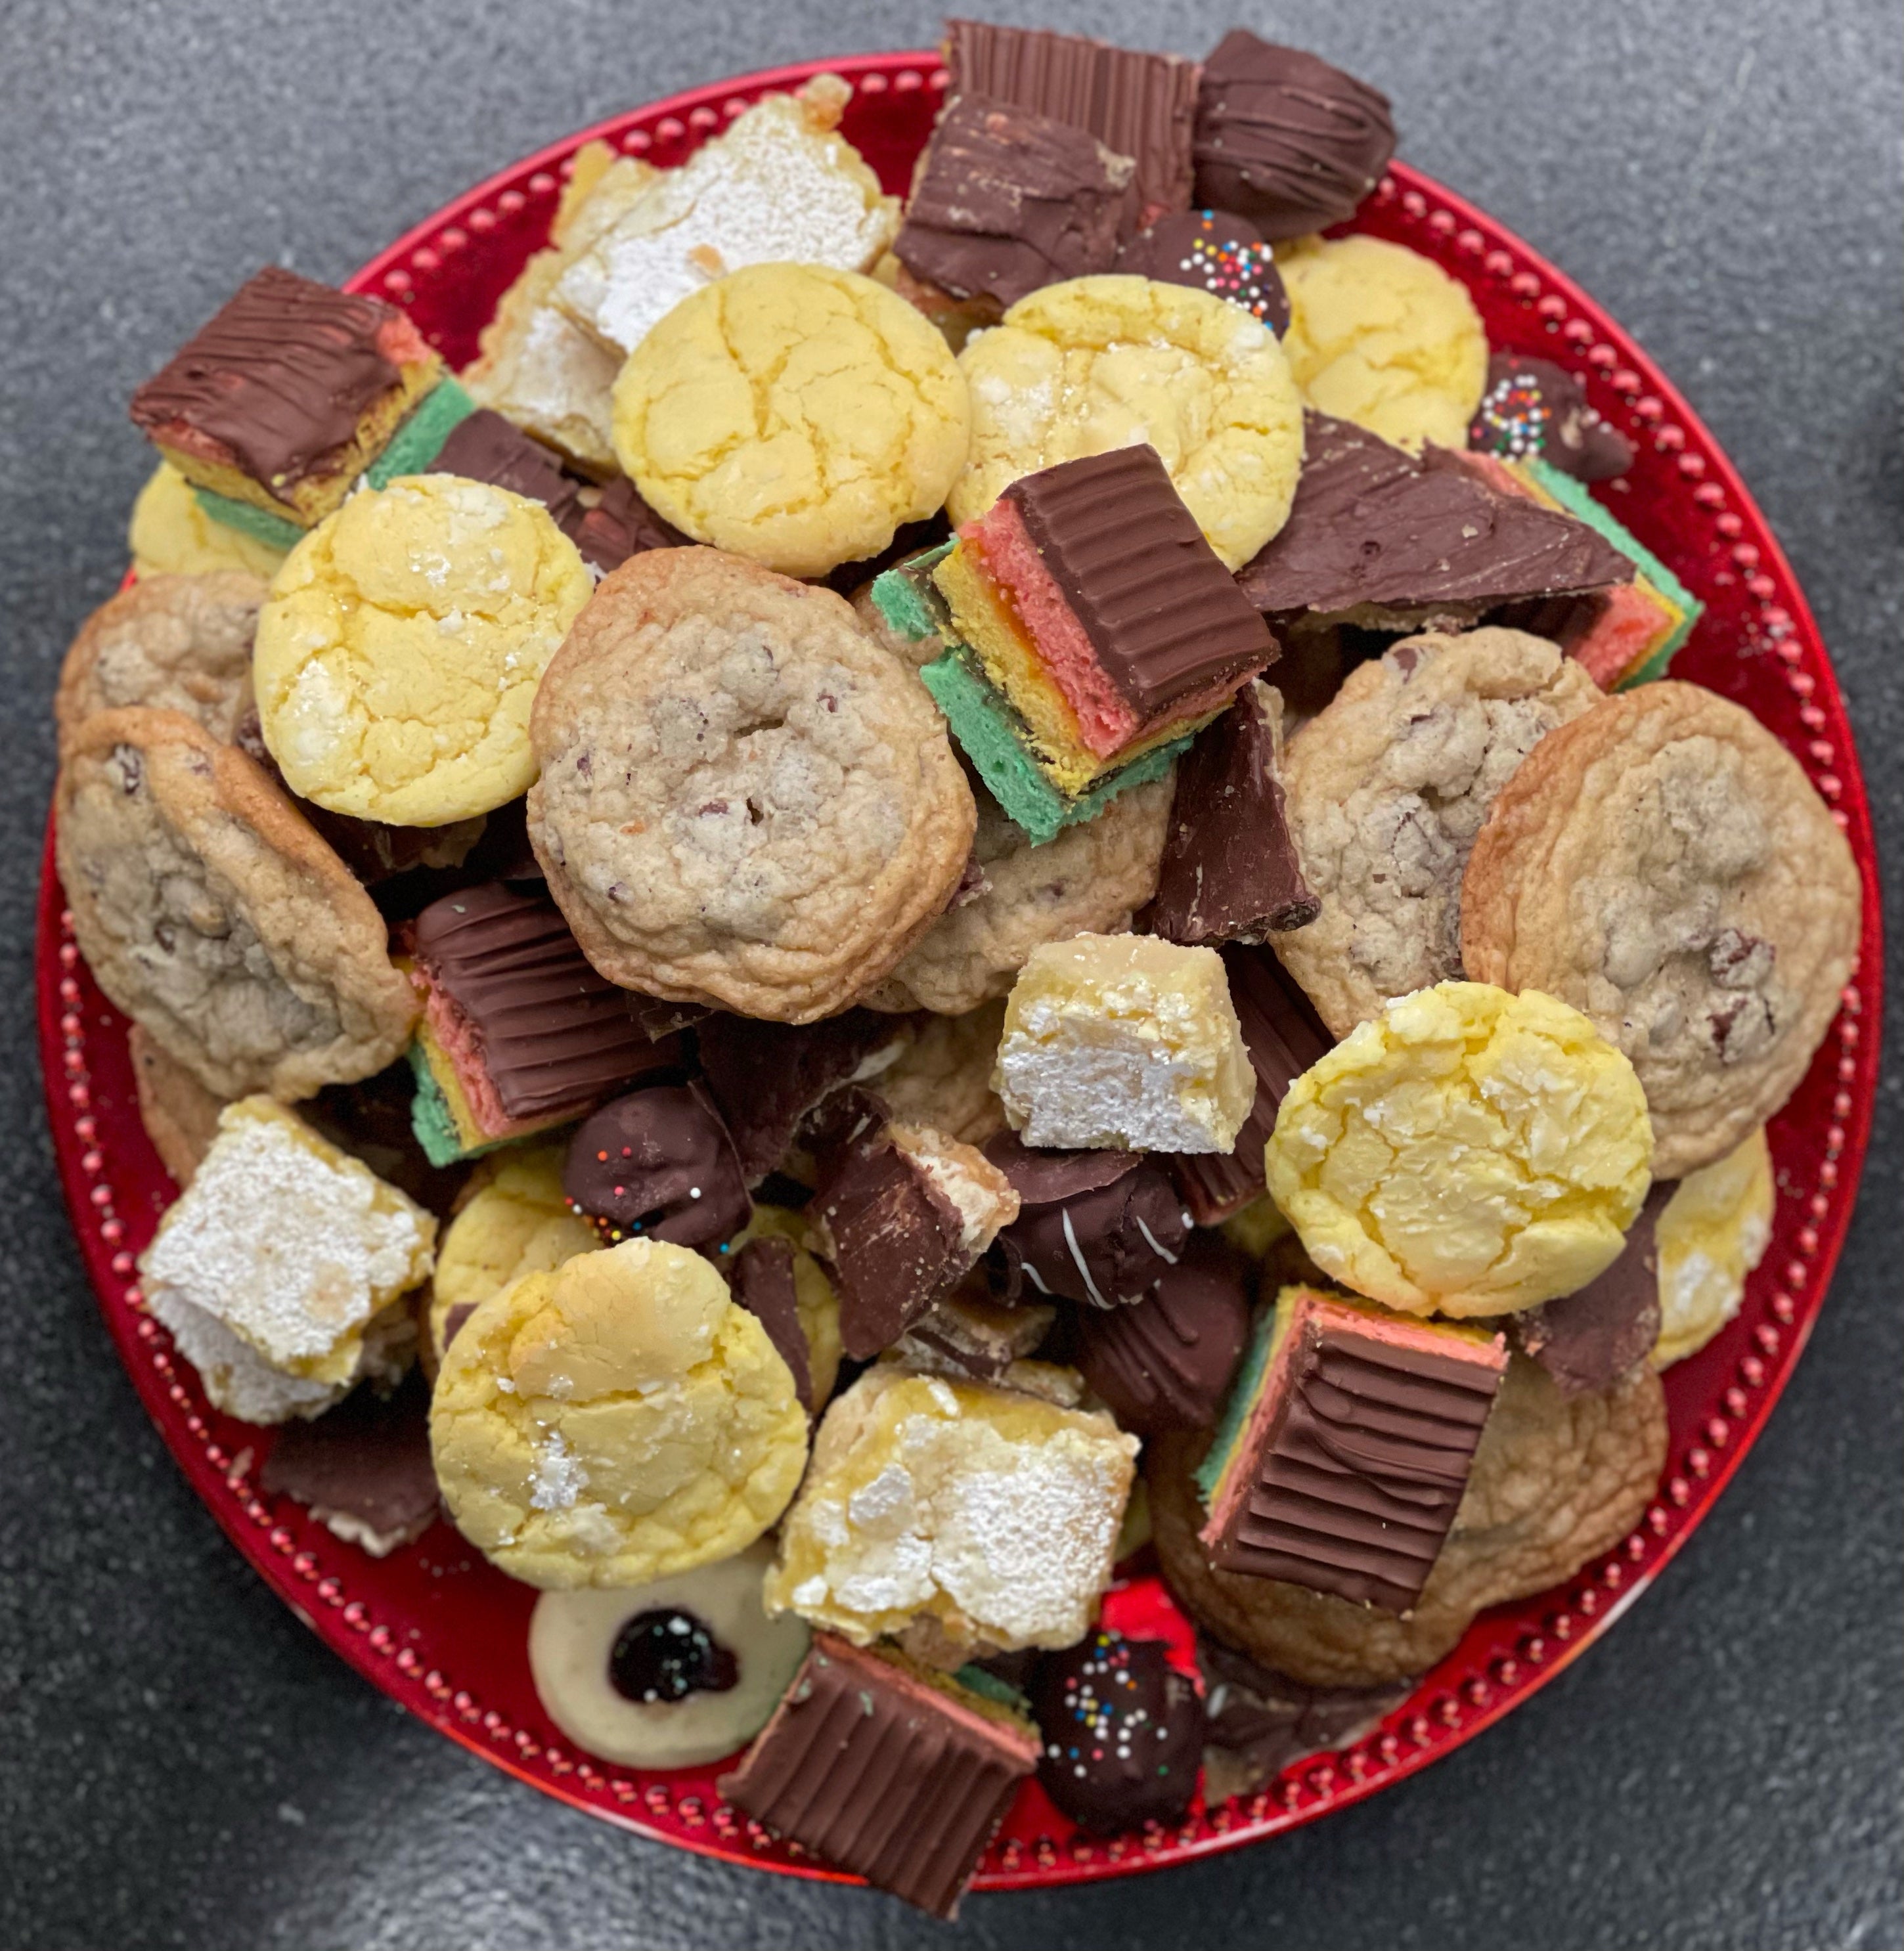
131 267 410 496
1191 32 1396 241
410 883 680 1122
1469 352 1635 483
564 475 689 574
729 1235 813 1407
431 407 583 528
1003 445 1277 717
1074 1233 1252 1436
721 1634 1036 1919
897 94 1133 311
1512 1183 1671 1394
697 1009 910 1185
1238 412 1635 620
985 1130 1189 1309
299 1061 469 1218
564 1080 751 1252
1144 681 1318 946
609 1608 739 1704
895 1288 1053 1382
259 1374 439 1555
1115 208 1290 332
1172 944 1331 1223
1030 1630 1203 1832
944 18 1199 234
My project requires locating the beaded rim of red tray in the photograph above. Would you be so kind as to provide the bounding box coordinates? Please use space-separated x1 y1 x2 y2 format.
38 50 1884 1895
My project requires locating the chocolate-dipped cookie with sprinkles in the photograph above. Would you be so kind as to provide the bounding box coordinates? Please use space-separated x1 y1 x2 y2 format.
563 1080 751 1254
1469 352 1635 483
1117 209 1290 333
1030 1629 1203 1831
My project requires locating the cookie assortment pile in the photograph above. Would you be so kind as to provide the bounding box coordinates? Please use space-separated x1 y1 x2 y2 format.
58 17 1862 1919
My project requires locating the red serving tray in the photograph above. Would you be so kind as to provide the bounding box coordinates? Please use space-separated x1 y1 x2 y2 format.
39 49 1884 1896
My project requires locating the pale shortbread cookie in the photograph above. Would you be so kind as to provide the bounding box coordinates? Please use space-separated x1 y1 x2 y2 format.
254 475 591 825
56 709 418 1100
1265 981 1653 1318
728 1203 845 1409
1461 681 1861 1178
867 770 1174 1016
1652 1126 1775 1368
877 1001 1009 1145
528 548 975 1021
948 274 1305 570
56 570 265 754
1277 234 1488 451
613 264 970 579
430 1237 808 1589
555 79 898 359
139 1097 435 1410
129 1022 226 1187
764 1363 1137 1655
129 462 289 581
994 932 1254 1152
1275 630 1601 1037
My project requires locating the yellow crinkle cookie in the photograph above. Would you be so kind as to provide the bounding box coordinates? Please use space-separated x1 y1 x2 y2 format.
1265 981 1653 1317
612 263 970 579
948 274 1304 570
430 1237 808 1589
1652 1126 1774 1368
129 462 290 581
254 475 591 825
1277 234 1488 451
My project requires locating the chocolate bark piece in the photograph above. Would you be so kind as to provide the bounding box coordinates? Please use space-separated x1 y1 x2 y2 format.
984 1130 1189 1309
1236 412 1635 622
944 17 1199 234
430 407 583 528
697 1009 910 1185
1469 352 1635 484
1511 1183 1671 1395
1115 208 1290 332
897 94 1134 311
1144 680 1317 946
1171 944 1331 1223
728 1235 812 1407
1191 32 1396 241
563 1080 751 1252
564 475 690 575
1002 445 1277 717
1073 1233 1252 1436
259 1374 439 1556
409 882 680 1122
895 1288 1054 1382
1030 1630 1203 1831
720 1635 1037 1919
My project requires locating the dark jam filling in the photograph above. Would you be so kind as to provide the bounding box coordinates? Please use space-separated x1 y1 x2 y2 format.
608 1608 740 1705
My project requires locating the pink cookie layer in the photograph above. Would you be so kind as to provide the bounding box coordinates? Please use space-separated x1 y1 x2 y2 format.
410 967 552 1147
1568 582 1672 688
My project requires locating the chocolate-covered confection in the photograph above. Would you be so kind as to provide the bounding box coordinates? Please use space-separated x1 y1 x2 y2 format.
1172 944 1331 1223
1030 1630 1203 1831
1004 446 1277 717
300 1061 468 1217
944 18 1199 234
259 1374 439 1555
1074 1233 1252 1436
1469 352 1635 483
697 1009 910 1185
1144 681 1317 946
729 1235 813 1407
1512 1183 1672 1395
721 1634 1037 1919
897 95 1133 311
410 883 680 1122
131 267 412 496
565 475 690 574
1115 209 1290 332
1191 32 1395 240
895 1288 1054 1381
1198 1634 1411 1802
985 1130 1189 1309
564 1081 751 1252
1237 412 1634 622
431 407 583 529
452 795 542 885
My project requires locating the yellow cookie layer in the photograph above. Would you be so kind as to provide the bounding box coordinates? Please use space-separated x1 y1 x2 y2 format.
129 462 290 581
1266 981 1654 1316
254 474 590 825
1652 1126 1773 1368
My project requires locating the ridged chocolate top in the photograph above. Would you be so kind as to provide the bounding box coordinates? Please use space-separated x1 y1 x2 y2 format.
410 882 675 1120
1511 1182 1671 1395
1003 445 1276 716
1237 412 1634 617
1191 32 1396 240
130 266 406 491
720 1636 1034 1918
728 1235 812 1408
562 1081 751 1252
1211 1314 1506 1611
431 408 582 530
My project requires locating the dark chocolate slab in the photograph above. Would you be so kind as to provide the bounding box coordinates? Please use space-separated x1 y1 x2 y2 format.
430 406 582 528
728 1235 813 1408
259 1374 438 1552
1511 1182 1671 1394
564 476 689 573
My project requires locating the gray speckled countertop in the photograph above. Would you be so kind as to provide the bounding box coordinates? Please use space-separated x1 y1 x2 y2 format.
0 2 1897 1945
